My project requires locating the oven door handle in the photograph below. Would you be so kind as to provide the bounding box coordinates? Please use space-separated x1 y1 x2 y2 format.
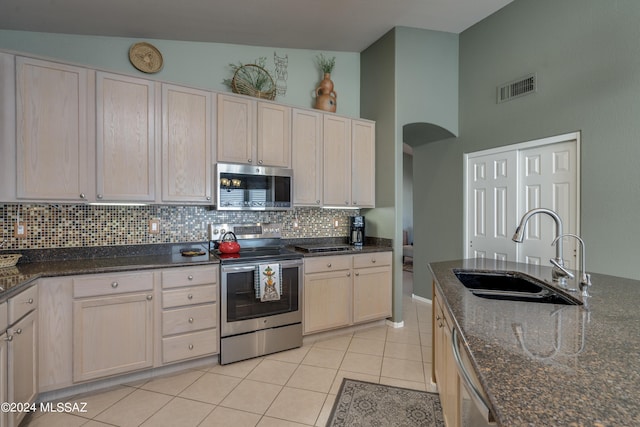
221 264 258 274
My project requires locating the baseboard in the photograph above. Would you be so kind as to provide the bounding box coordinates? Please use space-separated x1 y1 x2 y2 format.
385 319 404 328
411 294 432 304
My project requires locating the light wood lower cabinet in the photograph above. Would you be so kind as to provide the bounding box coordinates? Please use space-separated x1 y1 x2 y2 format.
72 271 155 382
303 252 392 335
160 266 219 364
7 287 38 427
434 288 461 427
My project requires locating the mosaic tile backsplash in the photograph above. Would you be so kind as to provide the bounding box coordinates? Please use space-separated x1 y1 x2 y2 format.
0 204 359 251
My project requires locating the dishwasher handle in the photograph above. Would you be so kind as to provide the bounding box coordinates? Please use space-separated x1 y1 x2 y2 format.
451 327 496 424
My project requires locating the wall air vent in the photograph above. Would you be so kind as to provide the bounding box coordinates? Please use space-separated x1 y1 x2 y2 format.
497 73 537 103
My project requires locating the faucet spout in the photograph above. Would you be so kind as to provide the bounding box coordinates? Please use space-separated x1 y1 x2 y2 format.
552 233 592 297
513 208 569 284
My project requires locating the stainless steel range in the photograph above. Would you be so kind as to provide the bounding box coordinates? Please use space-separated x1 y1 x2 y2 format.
208 223 303 365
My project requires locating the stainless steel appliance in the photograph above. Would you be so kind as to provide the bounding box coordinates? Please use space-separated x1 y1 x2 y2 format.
215 163 293 210
349 215 365 247
209 223 303 364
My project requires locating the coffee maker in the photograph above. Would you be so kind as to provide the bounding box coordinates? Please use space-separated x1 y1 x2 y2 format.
349 216 365 247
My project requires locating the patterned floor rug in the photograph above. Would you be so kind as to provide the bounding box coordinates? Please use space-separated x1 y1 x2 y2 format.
327 379 445 427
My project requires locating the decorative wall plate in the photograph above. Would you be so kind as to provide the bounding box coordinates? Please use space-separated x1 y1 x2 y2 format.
128 42 163 74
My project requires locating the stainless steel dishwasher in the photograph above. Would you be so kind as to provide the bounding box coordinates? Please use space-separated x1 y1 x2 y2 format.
452 328 496 427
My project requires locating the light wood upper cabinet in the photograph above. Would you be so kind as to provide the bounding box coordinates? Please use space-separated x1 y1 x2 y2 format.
257 102 291 167
292 108 323 206
15 57 91 202
351 120 375 208
96 72 157 202
323 115 352 206
217 94 254 165
161 84 214 203
217 94 291 167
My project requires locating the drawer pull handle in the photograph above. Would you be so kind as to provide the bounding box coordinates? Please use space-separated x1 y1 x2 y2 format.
188 344 194 350
111 282 119 288
188 317 194 323
188 275 194 281
146 295 153 301
188 294 193 300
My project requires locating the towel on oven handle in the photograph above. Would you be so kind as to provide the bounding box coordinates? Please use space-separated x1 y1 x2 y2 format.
255 263 282 302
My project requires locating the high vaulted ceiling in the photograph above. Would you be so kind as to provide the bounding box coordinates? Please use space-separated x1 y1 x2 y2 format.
1 0 513 52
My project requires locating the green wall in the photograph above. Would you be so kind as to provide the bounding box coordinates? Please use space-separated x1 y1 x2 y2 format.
0 30 361 117
414 0 640 292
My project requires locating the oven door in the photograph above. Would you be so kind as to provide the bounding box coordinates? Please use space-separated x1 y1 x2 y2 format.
221 258 302 337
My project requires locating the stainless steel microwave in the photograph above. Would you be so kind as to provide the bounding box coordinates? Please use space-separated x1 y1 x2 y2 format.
215 163 293 210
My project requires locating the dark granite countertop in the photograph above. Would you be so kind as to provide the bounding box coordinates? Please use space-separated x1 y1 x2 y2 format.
0 243 218 301
284 237 392 258
429 258 640 427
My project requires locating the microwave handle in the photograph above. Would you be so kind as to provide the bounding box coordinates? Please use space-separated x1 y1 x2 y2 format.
452 327 496 424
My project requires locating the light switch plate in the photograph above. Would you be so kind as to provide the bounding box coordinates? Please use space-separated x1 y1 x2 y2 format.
149 219 160 234
14 222 27 238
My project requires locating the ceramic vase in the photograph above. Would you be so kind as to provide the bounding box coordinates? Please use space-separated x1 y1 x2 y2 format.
314 73 337 113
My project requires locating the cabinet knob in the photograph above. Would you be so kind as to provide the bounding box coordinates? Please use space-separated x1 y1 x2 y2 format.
347 272 351 277
248 158 252 163
327 263 332 268
316 200 320 204
4 335 12 342
206 196 211 201
355 272 360 276
79 193 86 199
345 201 349 205
188 344 194 350
371 258 376 263
97 194 103 199
188 275 194 281
27 298 34 304
258 160 263 165
353 201 357 205
187 294 193 300
15 328 22 335
146 295 153 300
111 282 119 288
436 315 442 321
438 321 444 328
188 317 194 323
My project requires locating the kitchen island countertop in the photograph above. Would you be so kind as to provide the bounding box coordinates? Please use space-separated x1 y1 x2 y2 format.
430 258 640 427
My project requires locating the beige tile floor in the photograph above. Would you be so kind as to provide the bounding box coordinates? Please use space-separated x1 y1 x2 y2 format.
25 270 432 427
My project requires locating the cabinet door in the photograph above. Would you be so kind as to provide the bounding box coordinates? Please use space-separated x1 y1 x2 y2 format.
96 72 156 202
323 115 351 206
16 57 90 202
292 109 323 206
217 94 255 165
257 102 291 167
162 84 213 203
73 292 154 382
304 270 351 334
0 333 6 427
353 265 391 323
351 120 375 207
442 321 461 427
7 310 37 427
38 277 74 392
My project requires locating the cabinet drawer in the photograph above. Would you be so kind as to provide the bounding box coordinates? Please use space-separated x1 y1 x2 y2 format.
353 251 392 269
304 255 352 274
162 303 217 336
161 266 218 289
162 285 217 309
162 329 218 364
73 272 153 298
8 285 38 324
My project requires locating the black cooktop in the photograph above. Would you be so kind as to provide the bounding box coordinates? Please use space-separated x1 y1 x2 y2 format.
212 246 302 264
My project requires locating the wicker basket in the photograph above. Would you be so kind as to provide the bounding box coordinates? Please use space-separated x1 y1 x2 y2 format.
231 64 276 100
0 254 21 269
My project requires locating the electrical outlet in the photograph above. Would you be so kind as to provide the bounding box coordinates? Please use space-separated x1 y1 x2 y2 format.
14 222 27 238
149 219 160 234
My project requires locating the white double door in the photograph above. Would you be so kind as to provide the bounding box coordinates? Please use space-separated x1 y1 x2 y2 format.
464 133 580 268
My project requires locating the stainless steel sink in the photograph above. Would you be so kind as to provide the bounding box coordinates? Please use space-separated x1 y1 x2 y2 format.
453 270 581 305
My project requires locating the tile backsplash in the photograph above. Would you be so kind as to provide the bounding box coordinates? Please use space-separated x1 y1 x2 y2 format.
0 204 358 250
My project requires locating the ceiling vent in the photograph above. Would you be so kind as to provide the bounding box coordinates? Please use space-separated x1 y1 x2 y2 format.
497 73 536 103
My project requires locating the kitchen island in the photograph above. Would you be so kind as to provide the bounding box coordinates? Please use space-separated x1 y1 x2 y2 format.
430 258 639 427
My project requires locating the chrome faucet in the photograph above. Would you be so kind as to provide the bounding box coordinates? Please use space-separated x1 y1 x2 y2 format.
552 233 592 297
512 208 573 285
